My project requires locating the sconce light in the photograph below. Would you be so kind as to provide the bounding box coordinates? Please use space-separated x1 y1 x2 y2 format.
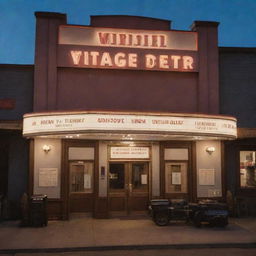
42 144 51 153
206 146 215 155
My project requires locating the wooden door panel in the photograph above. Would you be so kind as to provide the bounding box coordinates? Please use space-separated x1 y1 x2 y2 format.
130 196 149 211
70 195 93 212
109 163 127 212
69 161 94 213
109 162 150 214
109 197 126 211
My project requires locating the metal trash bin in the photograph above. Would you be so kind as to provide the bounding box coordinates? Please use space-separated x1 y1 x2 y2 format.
30 195 48 227
149 199 170 226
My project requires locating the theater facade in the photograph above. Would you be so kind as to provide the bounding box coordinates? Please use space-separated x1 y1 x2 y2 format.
18 12 241 219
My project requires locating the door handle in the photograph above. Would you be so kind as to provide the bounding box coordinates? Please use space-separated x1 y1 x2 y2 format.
129 183 132 194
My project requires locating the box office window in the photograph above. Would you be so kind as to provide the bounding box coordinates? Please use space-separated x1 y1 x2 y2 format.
240 151 256 188
70 162 94 193
165 162 188 193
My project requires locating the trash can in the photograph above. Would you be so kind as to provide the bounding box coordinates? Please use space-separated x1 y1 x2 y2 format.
30 195 48 227
149 199 170 226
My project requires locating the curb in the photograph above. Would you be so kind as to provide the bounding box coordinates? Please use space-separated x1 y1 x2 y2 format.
1 243 256 254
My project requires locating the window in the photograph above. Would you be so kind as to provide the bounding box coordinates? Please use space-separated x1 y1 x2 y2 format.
70 162 94 193
165 162 187 193
240 151 256 188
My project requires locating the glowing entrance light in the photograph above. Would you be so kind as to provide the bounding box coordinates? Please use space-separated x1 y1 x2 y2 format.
206 146 216 155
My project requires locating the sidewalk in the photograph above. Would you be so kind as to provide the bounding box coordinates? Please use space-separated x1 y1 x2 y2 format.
0 216 255 252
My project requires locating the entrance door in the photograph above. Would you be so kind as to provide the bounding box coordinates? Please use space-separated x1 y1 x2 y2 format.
165 162 189 200
69 161 94 213
109 162 149 215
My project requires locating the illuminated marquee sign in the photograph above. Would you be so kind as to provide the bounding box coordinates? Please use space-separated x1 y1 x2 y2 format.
23 112 237 139
58 26 198 72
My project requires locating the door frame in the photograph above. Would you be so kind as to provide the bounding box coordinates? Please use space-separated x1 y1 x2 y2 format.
68 160 95 213
62 139 98 220
160 141 196 202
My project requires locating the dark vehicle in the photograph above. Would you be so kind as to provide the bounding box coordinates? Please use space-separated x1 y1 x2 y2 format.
193 200 229 227
149 199 228 227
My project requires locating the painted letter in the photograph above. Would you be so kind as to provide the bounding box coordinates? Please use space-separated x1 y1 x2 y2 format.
183 56 194 69
145 54 156 68
84 51 89 65
98 33 110 44
100 52 113 66
171 55 181 69
90 51 99 65
159 35 167 47
70 51 82 65
159 55 169 69
114 52 126 67
128 53 138 68
119 34 127 46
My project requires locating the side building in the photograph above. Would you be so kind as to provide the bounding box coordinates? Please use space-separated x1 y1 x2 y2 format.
0 64 33 219
220 47 256 216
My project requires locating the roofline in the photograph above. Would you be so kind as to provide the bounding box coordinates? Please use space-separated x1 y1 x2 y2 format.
219 46 256 53
90 15 171 23
0 64 34 68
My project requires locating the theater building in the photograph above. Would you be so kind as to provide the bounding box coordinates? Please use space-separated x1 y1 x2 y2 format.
3 12 256 220
19 12 239 220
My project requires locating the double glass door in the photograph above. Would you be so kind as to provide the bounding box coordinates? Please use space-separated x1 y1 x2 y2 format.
109 162 149 214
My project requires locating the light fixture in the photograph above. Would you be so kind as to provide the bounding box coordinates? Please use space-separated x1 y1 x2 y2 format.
42 144 51 153
206 146 215 155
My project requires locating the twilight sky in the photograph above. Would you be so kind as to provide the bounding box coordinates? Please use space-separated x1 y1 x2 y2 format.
1 0 256 64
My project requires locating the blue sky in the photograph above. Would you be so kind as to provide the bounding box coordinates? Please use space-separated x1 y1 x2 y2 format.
1 0 256 64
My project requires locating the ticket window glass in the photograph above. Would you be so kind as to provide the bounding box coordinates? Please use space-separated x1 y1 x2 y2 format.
164 148 189 199
70 162 94 193
240 151 256 188
165 163 187 193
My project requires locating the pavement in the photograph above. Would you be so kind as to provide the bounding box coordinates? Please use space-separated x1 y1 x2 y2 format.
0 215 256 253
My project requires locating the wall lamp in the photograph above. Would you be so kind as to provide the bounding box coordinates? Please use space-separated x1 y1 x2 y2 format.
206 146 215 155
42 144 51 153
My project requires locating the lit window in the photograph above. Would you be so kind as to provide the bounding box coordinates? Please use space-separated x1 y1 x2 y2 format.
240 151 256 188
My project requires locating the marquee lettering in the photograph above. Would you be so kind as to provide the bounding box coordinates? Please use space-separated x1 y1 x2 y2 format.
98 32 167 48
70 50 195 71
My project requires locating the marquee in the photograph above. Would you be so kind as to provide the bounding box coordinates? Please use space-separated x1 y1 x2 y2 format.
23 111 237 139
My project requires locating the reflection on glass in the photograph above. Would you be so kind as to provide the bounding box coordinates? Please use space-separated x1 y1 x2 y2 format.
70 162 93 193
132 163 148 190
109 163 125 189
240 151 256 188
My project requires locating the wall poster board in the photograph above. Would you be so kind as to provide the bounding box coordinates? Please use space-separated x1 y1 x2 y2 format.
199 169 215 186
39 168 58 187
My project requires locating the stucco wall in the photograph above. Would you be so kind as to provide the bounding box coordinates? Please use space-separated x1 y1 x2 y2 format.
98 141 108 197
196 141 222 198
33 139 61 198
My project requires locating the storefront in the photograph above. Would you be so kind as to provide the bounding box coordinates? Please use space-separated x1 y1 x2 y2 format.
23 111 236 219
21 12 238 219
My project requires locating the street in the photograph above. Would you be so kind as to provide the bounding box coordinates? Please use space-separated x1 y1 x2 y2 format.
1 248 256 256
